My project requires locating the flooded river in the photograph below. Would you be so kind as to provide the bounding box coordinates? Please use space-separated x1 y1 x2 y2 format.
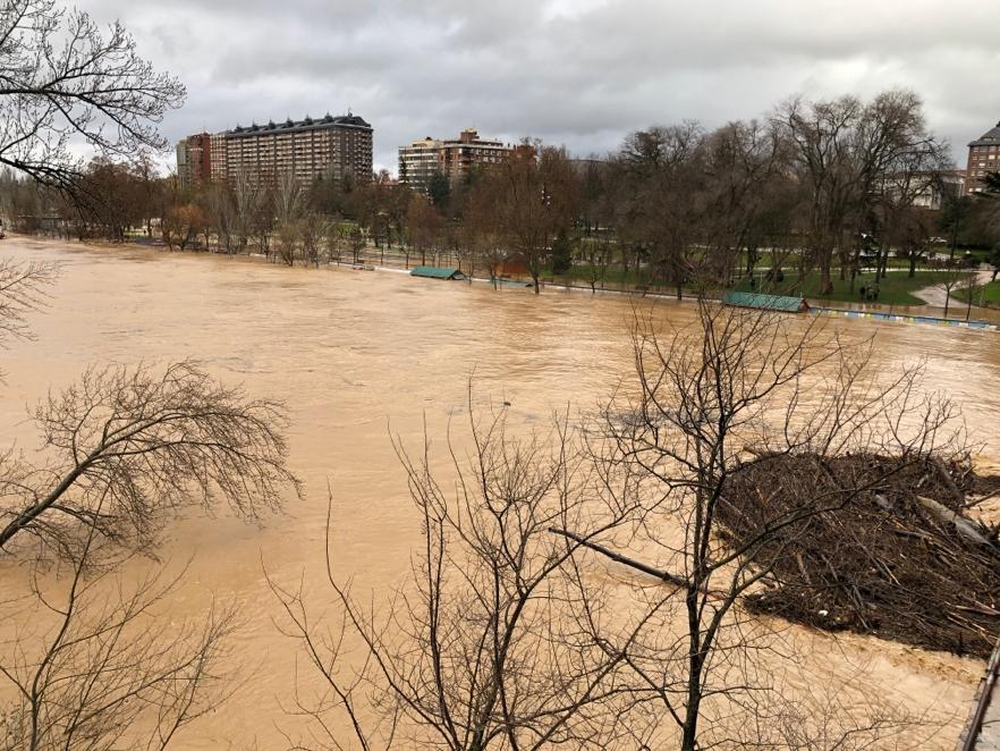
0 236 998 749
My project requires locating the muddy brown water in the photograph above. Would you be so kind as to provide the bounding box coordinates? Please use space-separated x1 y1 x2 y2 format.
0 237 997 749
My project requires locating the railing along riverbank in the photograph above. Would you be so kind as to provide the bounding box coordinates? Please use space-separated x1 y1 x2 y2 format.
958 634 1000 750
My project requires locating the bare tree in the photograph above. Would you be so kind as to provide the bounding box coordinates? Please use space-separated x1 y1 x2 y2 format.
70 158 151 242
273 300 960 751
276 219 299 267
161 203 206 251
232 169 262 255
275 172 303 266
406 193 441 268
276 172 302 229
0 360 301 559
0 255 54 347
699 120 796 289
299 211 326 267
203 181 236 254
0 5 298 747
0 0 185 190
460 174 507 286
590 303 959 750
963 269 986 321
0 524 240 750
933 257 960 319
614 123 706 298
271 406 646 750
495 143 580 294
348 224 366 265
776 89 941 295
322 219 346 266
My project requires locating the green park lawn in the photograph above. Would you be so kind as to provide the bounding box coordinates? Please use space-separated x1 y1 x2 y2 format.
955 279 1000 307
551 263 971 306
731 269 973 306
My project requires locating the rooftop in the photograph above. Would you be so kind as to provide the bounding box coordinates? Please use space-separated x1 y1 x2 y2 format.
229 113 371 137
969 121 1000 147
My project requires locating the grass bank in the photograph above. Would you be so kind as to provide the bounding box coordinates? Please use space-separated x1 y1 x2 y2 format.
730 269 972 306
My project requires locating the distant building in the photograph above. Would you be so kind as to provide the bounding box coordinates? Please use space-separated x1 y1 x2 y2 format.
398 129 514 194
965 121 1000 195
175 132 212 190
877 169 965 211
175 112 373 189
397 137 442 194
910 170 965 210
209 132 228 184
226 114 372 186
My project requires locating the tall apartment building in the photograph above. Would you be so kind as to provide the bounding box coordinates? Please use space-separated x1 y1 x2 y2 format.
398 137 443 194
175 113 373 189
965 121 1000 195
398 129 514 194
209 132 228 183
175 132 212 189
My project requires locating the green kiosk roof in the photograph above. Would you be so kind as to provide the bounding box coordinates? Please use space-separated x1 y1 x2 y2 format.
721 291 809 313
410 266 468 280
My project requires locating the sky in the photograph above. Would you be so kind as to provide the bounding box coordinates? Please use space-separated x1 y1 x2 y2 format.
82 0 999 175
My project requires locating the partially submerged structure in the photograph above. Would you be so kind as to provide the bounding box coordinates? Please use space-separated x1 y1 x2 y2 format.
722 291 810 313
410 266 468 281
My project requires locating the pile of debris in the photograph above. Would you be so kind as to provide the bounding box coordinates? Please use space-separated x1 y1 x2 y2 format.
718 452 1000 659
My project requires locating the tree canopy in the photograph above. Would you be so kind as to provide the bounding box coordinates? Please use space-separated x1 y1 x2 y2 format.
0 0 185 190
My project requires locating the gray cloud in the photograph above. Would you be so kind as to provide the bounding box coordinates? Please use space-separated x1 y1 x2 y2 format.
88 0 998 172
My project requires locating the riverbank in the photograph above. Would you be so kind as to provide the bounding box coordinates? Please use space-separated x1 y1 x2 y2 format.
12 233 1000 332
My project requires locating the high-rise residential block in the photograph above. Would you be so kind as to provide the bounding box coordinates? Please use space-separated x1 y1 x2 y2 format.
965 121 1000 195
398 128 514 194
175 113 373 189
175 132 212 189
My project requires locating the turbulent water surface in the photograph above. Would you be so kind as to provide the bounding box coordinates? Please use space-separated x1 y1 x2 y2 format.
0 237 998 749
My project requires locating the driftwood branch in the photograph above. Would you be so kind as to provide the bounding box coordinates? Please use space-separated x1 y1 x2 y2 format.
549 527 690 588
915 495 995 548
931 456 963 501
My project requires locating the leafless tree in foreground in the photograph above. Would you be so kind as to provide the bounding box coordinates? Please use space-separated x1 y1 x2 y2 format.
0 256 55 348
0 360 302 560
0 521 240 750
277 304 960 750
0 0 185 190
589 302 960 750
0 262 299 746
270 407 648 750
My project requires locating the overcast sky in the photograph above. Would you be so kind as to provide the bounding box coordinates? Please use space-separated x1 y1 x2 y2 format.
85 0 998 174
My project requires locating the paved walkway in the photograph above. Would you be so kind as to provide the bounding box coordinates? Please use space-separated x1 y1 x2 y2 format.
913 270 993 308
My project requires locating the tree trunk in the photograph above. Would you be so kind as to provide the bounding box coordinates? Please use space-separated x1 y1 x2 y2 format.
820 263 833 295
681 592 705 751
